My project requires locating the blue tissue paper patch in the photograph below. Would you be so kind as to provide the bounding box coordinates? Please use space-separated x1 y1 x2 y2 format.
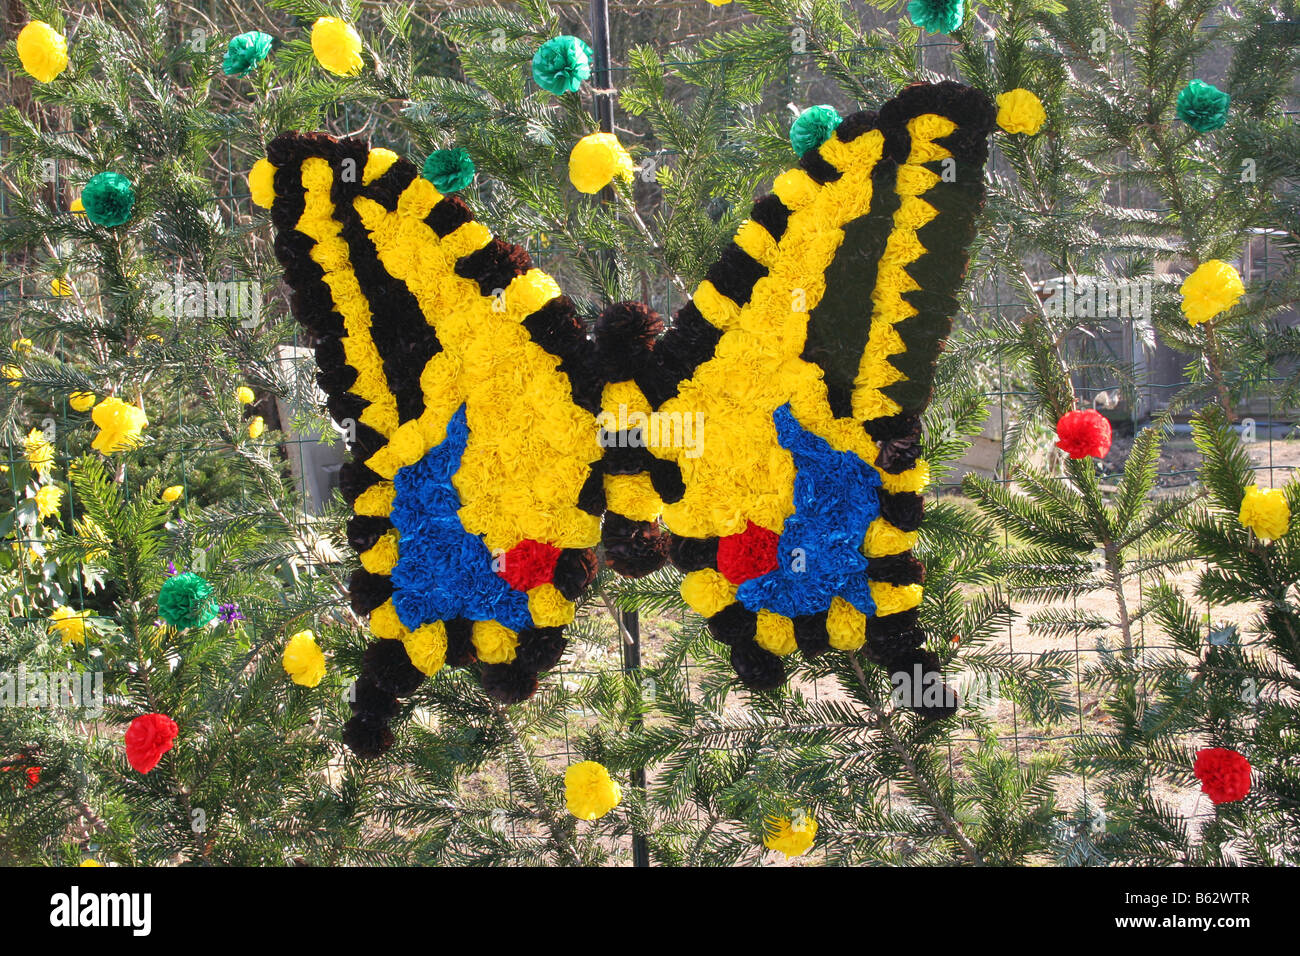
736 403 881 618
388 404 532 632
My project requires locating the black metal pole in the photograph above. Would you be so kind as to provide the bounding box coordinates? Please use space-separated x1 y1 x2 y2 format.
588 0 649 869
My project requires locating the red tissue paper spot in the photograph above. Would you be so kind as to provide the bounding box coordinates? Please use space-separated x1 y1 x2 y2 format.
26 766 40 788
497 539 561 592
1193 747 1252 805
125 712 179 775
717 521 780 585
1054 409 1112 460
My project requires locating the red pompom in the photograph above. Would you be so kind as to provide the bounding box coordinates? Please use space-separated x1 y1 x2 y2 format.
497 538 561 592
1193 747 1252 804
717 521 780 585
26 766 40 788
125 713 179 775
1055 409 1112 459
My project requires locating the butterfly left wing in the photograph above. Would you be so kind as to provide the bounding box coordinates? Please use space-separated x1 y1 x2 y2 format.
257 133 605 756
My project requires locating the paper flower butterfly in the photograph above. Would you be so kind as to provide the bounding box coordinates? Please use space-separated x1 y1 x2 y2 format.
258 82 996 756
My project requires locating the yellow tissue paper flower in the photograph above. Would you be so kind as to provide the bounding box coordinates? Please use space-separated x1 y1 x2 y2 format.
754 610 797 656
995 88 1046 135
247 415 265 439
402 621 447 676
79 859 104 867
472 620 519 664
34 484 63 520
282 630 327 687
564 761 622 820
162 485 183 503
11 337 33 355
568 132 635 194
826 596 867 650
1180 260 1245 326
91 397 148 454
3 364 22 387
69 391 96 412
763 813 818 858
49 606 90 645
680 568 737 617
528 582 575 627
25 428 55 477
17 21 68 84
50 277 72 297
70 197 84 214
1238 485 1289 542
248 159 277 209
311 17 364 76
236 385 255 405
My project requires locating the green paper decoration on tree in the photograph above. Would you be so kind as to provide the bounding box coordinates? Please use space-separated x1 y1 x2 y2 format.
81 171 135 227
907 0 965 34
790 105 842 156
158 572 219 630
223 31 274 76
531 35 594 96
1176 79 1230 132
422 148 476 194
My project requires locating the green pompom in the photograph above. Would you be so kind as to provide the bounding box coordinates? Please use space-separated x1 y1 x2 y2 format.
532 35 594 96
1176 79 1230 133
158 572 218 630
422 148 476 194
81 171 135 228
790 105 842 157
223 31 274 77
907 0 965 35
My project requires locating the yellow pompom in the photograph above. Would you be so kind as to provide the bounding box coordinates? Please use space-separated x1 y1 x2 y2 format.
311 17 364 76
568 132 635 194
236 385 255 405
34 484 63 520
1238 485 1289 542
869 581 924 616
248 158 277 209
17 21 68 84
369 601 407 640
70 197 85 214
162 485 183 503
247 415 265 440
763 813 817 858
995 88 1047 135
680 569 737 617
79 859 104 867
69 391 96 412
3 364 22 388
25 428 55 477
826 596 866 650
90 397 148 454
48 606 90 645
50 277 72 297
360 530 400 574
363 148 399 185
282 630 327 687
564 761 622 820
754 610 797 656
472 620 519 664
1180 260 1245 326
402 621 447 676
528 583 575 627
